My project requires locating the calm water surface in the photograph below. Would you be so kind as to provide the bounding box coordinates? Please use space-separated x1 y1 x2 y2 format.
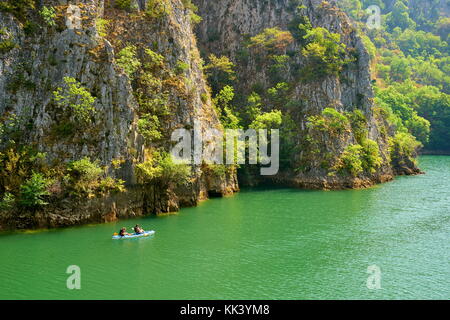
0 156 449 299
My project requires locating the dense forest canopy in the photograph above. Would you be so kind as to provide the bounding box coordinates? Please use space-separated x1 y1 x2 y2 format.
337 0 450 152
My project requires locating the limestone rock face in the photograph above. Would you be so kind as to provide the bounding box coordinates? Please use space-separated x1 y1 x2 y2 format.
194 0 419 188
0 0 238 230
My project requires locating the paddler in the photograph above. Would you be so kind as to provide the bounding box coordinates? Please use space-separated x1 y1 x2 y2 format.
134 224 145 234
119 227 132 237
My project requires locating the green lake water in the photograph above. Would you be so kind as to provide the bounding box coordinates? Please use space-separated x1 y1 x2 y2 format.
0 155 449 300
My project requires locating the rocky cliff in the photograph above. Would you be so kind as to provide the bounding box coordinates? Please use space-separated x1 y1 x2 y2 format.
0 0 238 230
0 0 419 230
194 0 420 189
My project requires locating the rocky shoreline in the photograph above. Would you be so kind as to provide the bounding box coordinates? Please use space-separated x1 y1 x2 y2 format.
0 170 239 231
1 163 428 232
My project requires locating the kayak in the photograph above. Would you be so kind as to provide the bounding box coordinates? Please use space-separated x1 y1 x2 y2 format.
112 230 155 240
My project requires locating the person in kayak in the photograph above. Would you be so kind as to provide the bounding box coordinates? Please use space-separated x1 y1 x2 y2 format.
119 227 132 237
134 225 145 234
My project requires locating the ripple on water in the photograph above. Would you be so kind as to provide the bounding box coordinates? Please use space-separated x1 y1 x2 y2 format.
0 156 449 299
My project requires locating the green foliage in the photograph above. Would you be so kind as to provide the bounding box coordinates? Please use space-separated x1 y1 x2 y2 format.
361 35 376 61
205 54 235 76
248 28 294 53
377 49 449 91
0 39 17 54
202 163 227 179
111 158 125 170
175 60 189 75
269 54 290 79
114 0 132 10
248 109 294 170
182 0 202 24
133 48 170 145
145 0 172 19
385 1 416 31
181 0 198 11
347 109 368 143
53 77 96 126
436 17 450 42
136 151 190 187
97 177 125 195
0 192 15 210
242 92 262 125
307 108 350 135
19 172 50 208
389 132 422 164
213 86 241 129
288 13 312 42
405 114 431 145
331 139 382 176
267 82 290 108
221 106 241 130
301 27 348 78
0 112 26 145
306 106 383 176
67 157 103 179
214 86 234 106
0 145 46 198
389 56 412 82
116 45 142 80
410 85 450 150
204 54 236 94
23 20 39 36
0 144 124 211
96 18 110 38
136 72 169 116
0 0 35 21
66 157 103 196
135 158 163 183
144 48 165 70
249 110 283 130
375 82 432 145
394 29 447 58
376 85 414 121
190 12 203 25
137 114 162 143
337 0 364 20
39 6 56 27
335 144 364 177
65 158 125 197
360 139 383 173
